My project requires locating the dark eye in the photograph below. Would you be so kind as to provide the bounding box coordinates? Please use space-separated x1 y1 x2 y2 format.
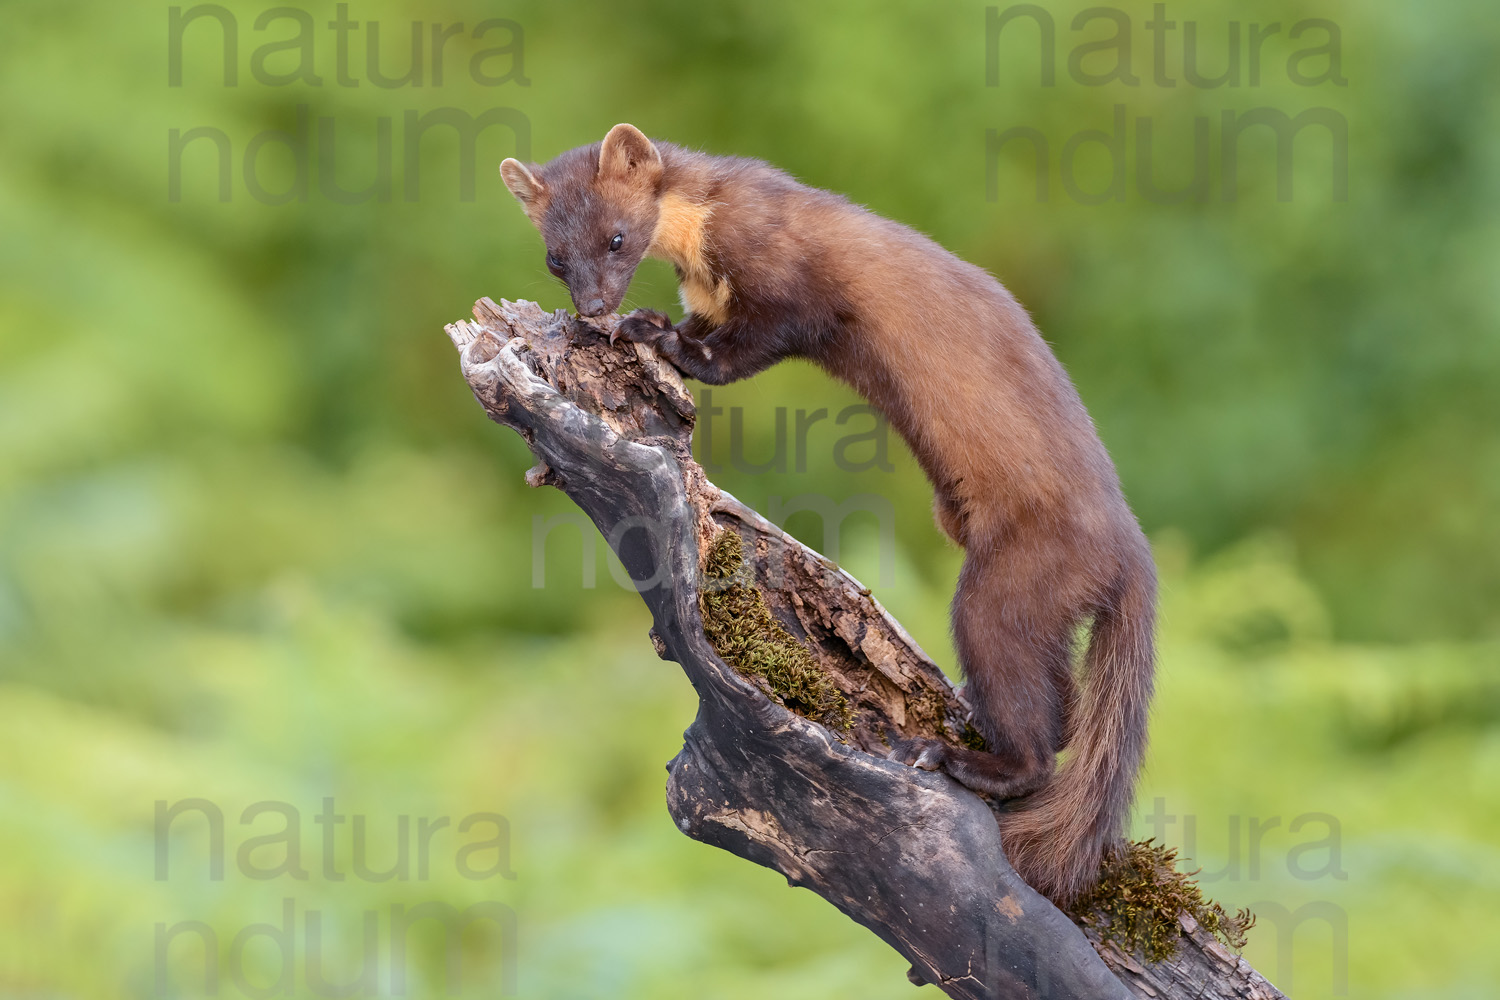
609 233 624 253
545 252 564 274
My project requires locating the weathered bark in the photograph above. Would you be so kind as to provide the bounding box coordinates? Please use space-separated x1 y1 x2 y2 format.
445 297 1285 1000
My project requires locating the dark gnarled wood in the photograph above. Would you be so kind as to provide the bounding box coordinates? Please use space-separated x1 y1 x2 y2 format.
445 297 1285 1000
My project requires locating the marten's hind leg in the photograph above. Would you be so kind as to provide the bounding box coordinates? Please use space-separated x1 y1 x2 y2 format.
889 547 1077 800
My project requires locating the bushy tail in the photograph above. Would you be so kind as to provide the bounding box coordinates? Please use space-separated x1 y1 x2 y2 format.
999 551 1157 906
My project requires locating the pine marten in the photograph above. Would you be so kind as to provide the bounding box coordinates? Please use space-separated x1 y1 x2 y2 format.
499 124 1157 906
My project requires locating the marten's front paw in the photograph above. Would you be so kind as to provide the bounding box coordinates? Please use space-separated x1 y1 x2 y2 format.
887 737 949 772
611 309 674 347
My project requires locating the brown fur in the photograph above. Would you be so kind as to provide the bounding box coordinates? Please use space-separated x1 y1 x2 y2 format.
500 125 1157 906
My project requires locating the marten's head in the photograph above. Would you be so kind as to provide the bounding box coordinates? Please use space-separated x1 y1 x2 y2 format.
500 124 664 318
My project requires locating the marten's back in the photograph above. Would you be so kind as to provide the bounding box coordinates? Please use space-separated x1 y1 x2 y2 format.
678 148 1131 542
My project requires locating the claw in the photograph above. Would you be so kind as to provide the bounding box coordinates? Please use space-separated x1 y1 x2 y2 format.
888 737 947 772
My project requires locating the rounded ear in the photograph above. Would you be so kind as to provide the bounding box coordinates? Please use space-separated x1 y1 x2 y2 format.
500 158 545 205
599 123 662 181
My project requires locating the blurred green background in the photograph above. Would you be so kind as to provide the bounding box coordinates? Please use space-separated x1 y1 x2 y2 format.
2 0 1497 996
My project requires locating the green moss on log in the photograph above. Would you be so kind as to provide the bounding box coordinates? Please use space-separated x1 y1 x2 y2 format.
699 530 852 733
959 722 989 752
1070 839 1255 963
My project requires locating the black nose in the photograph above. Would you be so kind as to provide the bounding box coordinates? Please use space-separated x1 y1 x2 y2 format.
580 298 606 317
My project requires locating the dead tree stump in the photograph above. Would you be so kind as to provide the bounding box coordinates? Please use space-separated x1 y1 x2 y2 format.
444 297 1285 1000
